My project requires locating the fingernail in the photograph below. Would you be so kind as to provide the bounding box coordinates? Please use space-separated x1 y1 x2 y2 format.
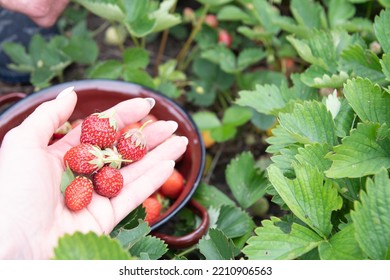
56 86 74 99
167 120 178 131
181 136 189 145
144 98 155 109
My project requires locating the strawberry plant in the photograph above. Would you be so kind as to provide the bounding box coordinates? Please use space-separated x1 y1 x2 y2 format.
2 0 390 261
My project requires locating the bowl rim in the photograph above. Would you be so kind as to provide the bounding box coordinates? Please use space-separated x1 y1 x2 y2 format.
0 79 206 231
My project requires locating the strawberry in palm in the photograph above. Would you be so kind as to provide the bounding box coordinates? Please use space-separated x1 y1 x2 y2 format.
93 166 123 198
64 143 106 174
116 121 151 162
64 176 93 211
80 111 118 148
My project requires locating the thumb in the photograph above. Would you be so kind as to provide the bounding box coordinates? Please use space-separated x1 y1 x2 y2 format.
14 87 77 148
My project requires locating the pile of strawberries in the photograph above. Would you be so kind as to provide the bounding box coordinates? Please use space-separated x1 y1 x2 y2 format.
59 111 185 224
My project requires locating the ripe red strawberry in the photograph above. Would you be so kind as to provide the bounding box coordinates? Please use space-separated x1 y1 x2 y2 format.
143 196 162 224
64 143 105 174
115 122 141 141
160 169 185 199
116 121 150 162
218 29 232 48
80 112 117 148
64 176 93 211
93 166 124 198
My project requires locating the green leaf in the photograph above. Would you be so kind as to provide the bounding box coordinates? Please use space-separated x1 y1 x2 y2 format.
253 0 281 35
237 48 266 71
328 0 356 28
87 60 122 79
318 224 365 260
31 67 55 88
326 122 390 178
294 143 332 173
351 169 390 259
193 183 236 209
344 78 390 125
210 124 236 142
236 84 286 116
268 163 343 237
380 53 390 82
129 236 167 260
340 45 384 85
226 151 269 208
215 205 255 238
63 36 98 64
278 101 338 146
150 0 181 33
222 105 252 127
111 206 146 238
374 9 390 53
290 0 326 29
2 42 33 68
217 5 252 22
198 228 239 260
122 68 155 88
60 166 75 194
266 125 298 154
123 47 149 69
242 217 323 260
201 45 236 73
300 66 349 88
192 111 221 130
53 231 132 260
114 220 150 249
73 0 124 22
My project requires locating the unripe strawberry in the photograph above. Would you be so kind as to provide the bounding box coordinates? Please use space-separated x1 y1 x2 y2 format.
160 169 185 199
205 14 218 28
218 29 232 48
64 143 105 174
64 176 93 211
93 166 124 198
80 112 118 148
143 196 162 224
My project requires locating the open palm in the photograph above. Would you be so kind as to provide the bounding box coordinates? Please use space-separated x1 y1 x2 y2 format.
0 89 188 259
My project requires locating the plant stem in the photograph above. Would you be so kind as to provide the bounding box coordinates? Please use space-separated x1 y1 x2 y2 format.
176 5 209 69
154 29 169 75
174 245 198 259
91 21 110 38
204 143 225 185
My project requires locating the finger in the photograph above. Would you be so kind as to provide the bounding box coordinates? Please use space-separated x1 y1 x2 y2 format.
111 160 175 225
30 0 69 27
143 120 178 150
7 87 77 148
121 136 188 185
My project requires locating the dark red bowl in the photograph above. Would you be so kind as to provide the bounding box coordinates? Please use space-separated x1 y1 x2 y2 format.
0 80 207 246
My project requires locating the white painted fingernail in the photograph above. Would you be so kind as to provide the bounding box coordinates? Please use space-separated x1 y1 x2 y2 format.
181 136 189 145
167 120 178 131
56 86 74 99
144 98 155 109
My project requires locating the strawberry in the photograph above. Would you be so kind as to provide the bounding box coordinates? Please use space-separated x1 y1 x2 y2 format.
160 169 185 199
204 14 218 28
116 121 151 162
80 112 117 148
142 196 162 224
64 176 93 211
218 29 232 48
115 122 141 141
93 166 124 198
64 143 105 174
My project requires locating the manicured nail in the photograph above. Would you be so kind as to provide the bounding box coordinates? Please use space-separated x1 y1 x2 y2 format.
167 120 178 132
56 86 74 99
181 136 189 145
144 98 155 109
